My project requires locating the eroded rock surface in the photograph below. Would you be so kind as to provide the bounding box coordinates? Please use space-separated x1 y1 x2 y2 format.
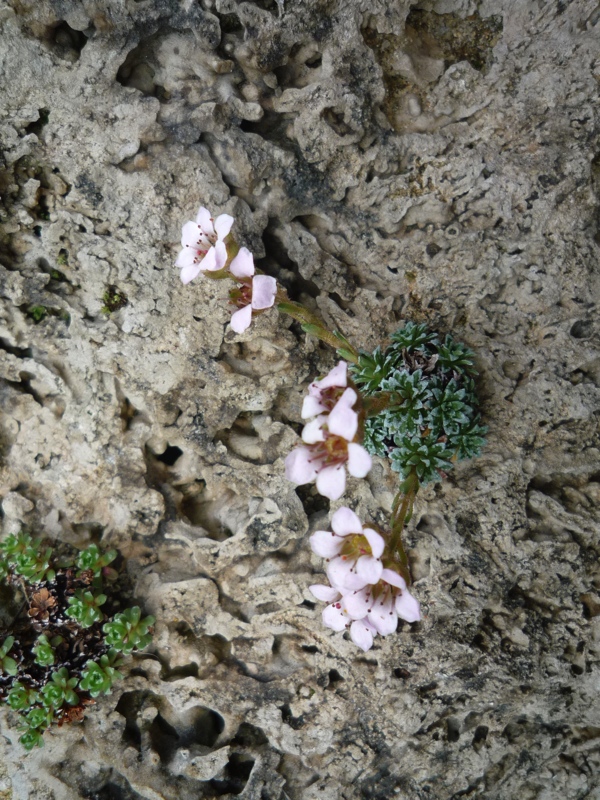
0 0 599 797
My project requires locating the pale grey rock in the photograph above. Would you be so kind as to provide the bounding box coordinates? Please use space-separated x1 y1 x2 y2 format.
0 0 599 798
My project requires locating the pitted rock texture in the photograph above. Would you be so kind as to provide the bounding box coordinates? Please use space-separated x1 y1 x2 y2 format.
1 0 599 798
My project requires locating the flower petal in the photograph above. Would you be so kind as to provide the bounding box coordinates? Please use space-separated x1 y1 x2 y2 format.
251 275 277 309
229 247 255 278
350 619 375 651
310 530 343 558
180 260 202 285
381 568 407 590
214 213 234 240
331 507 362 537
327 389 358 440
309 584 339 603
230 304 252 333
341 587 371 619
347 443 372 478
195 207 214 234
285 447 318 485
322 602 349 632
199 246 218 272
213 240 228 270
181 221 202 247
368 595 398 636
176 246 198 269
316 465 346 501
327 557 368 592
302 395 326 419
395 590 421 623
363 528 384 559
315 361 347 390
356 555 383 585
302 417 326 444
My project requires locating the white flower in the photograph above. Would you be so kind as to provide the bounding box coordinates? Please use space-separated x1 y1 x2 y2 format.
310 507 384 592
301 361 348 419
177 206 234 285
285 391 372 501
228 247 277 333
308 564 421 652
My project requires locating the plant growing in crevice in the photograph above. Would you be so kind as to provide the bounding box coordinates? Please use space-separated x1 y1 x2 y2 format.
177 206 487 651
0 535 154 750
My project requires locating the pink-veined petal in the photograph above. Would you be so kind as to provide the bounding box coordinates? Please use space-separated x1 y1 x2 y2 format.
350 619 375 651
230 304 252 333
363 528 384 559
301 395 326 419
395 590 421 623
327 557 368 592
199 246 218 272
314 361 347 391
181 220 202 247
309 584 340 603
285 447 318 485
331 507 362 537
180 260 202 285
381 568 407 590
302 417 326 444
347 443 372 478
356 555 383 585
195 207 214 234
214 213 234 240
251 275 277 309
341 587 371 620
176 246 198 269
368 595 398 636
327 389 358 440
316 465 346 501
310 530 343 558
229 247 255 278
322 602 349 632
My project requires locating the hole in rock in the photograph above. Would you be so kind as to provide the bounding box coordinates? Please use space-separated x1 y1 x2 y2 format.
295 484 330 520
148 712 180 763
47 21 89 59
115 691 148 750
209 753 255 796
155 445 183 466
327 669 344 687
232 721 269 747
25 108 50 137
570 319 593 339
320 107 354 137
179 483 235 541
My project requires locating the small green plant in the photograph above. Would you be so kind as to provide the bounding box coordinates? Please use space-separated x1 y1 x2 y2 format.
351 322 487 484
65 590 107 628
103 607 155 655
32 634 56 667
0 533 154 750
101 284 128 314
79 651 123 697
0 637 18 676
76 544 117 578
28 305 48 323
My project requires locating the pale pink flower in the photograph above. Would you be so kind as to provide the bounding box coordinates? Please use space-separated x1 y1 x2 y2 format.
285 391 372 500
308 565 420 652
342 568 421 635
177 206 234 285
302 361 348 419
310 507 384 592
228 247 277 333
309 583 378 650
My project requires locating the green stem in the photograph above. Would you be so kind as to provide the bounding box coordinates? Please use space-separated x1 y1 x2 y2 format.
388 470 420 579
276 290 360 364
